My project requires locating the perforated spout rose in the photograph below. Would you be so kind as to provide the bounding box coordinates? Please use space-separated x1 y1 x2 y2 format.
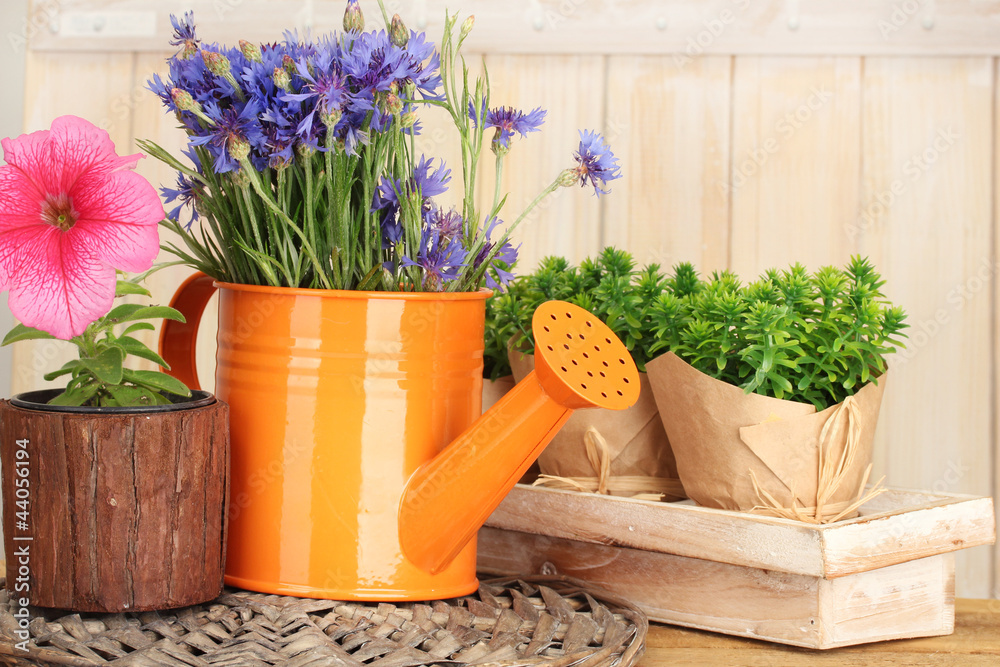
0 116 163 339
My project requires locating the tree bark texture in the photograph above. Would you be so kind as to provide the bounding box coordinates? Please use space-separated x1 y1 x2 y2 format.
1 398 229 612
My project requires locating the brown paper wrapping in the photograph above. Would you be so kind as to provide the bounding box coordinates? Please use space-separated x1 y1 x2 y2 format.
645 352 887 520
510 349 685 501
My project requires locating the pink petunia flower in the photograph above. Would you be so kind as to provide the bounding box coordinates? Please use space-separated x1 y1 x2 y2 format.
0 115 163 339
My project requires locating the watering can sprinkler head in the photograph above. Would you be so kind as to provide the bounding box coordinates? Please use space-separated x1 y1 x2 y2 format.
399 300 640 575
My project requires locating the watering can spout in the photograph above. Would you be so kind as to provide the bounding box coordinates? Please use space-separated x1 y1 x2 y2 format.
398 301 641 575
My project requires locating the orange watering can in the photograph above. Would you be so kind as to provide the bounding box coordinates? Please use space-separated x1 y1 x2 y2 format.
161 274 639 600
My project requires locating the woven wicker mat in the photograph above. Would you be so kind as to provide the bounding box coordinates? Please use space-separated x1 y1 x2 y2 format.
0 576 646 667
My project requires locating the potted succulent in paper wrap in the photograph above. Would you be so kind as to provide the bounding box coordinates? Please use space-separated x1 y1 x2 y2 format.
645 258 908 523
0 115 229 613
144 2 622 599
487 248 684 501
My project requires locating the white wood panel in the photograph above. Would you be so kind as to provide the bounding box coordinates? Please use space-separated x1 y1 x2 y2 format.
861 56 994 598
729 56 862 277
479 55 606 269
603 55 731 274
28 1 1000 56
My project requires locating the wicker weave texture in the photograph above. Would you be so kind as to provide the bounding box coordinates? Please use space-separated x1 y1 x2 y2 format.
0 576 646 667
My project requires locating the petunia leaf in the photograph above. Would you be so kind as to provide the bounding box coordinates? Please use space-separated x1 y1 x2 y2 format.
105 303 147 322
2 323 56 346
43 359 84 382
124 369 191 398
115 280 152 298
80 346 125 385
48 382 100 407
122 322 156 336
127 306 187 323
106 384 168 407
115 335 170 369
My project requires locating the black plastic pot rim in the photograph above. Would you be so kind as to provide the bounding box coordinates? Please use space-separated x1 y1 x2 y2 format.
8 389 216 414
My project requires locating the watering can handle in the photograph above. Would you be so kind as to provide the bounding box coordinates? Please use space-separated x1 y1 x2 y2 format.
158 272 218 392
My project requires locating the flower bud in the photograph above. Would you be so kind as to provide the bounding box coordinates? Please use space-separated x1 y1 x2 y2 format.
556 168 579 188
171 88 201 113
321 107 343 129
460 15 475 39
400 110 418 128
273 66 291 91
386 93 403 116
269 155 291 171
239 39 262 63
390 14 409 47
228 136 251 162
296 142 317 159
490 129 510 157
343 0 364 33
282 54 296 73
179 41 199 60
202 50 232 78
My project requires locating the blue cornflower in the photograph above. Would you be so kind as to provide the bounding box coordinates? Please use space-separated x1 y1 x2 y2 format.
161 172 201 229
282 47 349 124
412 155 451 198
425 205 464 241
147 73 174 109
169 12 200 58
374 155 451 215
570 130 622 197
474 217 519 290
401 226 468 290
469 103 546 151
190 100 266 173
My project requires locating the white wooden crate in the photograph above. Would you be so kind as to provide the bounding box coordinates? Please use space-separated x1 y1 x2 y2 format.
477 486 996 649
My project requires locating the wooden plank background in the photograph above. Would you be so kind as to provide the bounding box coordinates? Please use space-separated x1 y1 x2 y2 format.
9 0 999 599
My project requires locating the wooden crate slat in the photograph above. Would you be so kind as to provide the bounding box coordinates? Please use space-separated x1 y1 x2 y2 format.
477 527 959 649
822 497 997 578
484 485 996 578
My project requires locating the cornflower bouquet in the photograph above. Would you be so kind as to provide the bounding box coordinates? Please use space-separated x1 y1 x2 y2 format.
144 1 621 292
648 257 908 409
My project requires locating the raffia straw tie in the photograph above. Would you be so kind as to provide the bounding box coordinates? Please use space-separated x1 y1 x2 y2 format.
750 395 886 524
532 427 684 501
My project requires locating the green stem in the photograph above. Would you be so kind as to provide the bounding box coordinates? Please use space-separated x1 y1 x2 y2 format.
239 158 333 289
491 153 504 217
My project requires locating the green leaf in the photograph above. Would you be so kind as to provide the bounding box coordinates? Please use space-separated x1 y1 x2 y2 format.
115 335 170 369
122 322 156 336
48 382 100 407
43 360 83 382
105 303 147 322
81 347 125 385
124 369 191 397
2 323 56 346
106 385 157 407
115 280 152 298
129 306 187 323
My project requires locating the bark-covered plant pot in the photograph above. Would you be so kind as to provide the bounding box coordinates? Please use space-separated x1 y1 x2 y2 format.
1 390 228 612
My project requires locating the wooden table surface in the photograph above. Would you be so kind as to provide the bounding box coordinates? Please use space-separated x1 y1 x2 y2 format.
638 599 1000 666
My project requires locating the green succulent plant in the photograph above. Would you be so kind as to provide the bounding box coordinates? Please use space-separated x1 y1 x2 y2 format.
486 252 908 410
648 256 908 409
484 248 670 378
